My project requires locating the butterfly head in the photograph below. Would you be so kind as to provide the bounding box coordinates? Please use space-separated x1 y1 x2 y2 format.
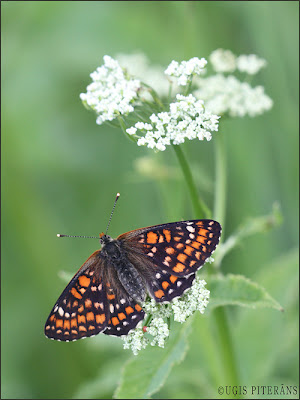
99 232 113 246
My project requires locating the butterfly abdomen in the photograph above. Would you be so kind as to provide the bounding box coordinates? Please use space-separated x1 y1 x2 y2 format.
115 261 146 304
102 237 146 304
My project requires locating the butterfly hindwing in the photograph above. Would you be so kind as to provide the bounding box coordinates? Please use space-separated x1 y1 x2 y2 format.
118 219 221 277
103 282 145 336
44 251 109 341
147 269 196 303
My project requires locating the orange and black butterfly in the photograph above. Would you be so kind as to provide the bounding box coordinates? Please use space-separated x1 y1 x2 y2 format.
44 195 221 341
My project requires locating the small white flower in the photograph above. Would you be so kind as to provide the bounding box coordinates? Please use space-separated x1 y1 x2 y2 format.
165 57 207 86
236 54 267 75
209 49 237 73
126 127 137 135
80 56 141 125
122 328 148 356
147 317 169 347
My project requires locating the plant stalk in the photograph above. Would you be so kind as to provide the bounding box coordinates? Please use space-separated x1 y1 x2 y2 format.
213 130 226 238
172 144 210 219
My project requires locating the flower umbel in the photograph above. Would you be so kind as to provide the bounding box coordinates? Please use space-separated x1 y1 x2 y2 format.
121 275 210 355
209 49 237 73
236 54 267 75
127 94 220 151
194 74 273 117
80 56 141 125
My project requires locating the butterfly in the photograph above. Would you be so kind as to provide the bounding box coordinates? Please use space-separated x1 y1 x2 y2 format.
45 213 221 341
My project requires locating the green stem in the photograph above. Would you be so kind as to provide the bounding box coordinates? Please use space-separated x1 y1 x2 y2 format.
172 144 210 219
211 127 240 394
213 129 226 238
211 308 240 392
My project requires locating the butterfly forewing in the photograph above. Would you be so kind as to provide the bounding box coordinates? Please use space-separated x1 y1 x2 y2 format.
118 220 221 277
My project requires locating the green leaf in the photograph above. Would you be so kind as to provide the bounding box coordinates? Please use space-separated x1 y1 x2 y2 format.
206 274 283 312
114 318 193 399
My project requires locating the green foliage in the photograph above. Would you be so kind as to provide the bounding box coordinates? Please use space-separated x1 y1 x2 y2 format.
207 274 283 312
115 318 193 399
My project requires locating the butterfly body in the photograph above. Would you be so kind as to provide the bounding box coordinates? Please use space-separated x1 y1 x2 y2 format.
100 233 147 303
45 219 221 341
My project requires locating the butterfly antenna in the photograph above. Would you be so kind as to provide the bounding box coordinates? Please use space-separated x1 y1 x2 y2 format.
57 234 99 239
105 192 120 235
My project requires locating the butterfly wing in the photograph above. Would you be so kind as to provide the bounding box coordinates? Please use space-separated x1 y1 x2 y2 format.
103 282 145 336
118 219 221 278
44 251 109 341
147 270 197 303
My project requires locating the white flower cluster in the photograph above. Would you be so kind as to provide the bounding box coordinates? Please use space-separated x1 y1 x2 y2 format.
122 328 148 356
172 277 210 322
126 94 220 151
209 49 267 75
236 54 267 75
121 276 210 355
80 50 272 135
80 55 141 125
165 57 207 86
115 52 170 97
209 49 237 73
194 74 273 117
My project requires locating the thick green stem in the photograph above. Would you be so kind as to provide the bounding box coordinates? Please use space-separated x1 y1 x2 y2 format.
213 130 226 238
172 144 210 219
211 128 241 394
211 308 240 391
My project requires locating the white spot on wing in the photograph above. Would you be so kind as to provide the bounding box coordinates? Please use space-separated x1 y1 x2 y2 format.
58 307 64 317
156 273 161 279
187 226 195 232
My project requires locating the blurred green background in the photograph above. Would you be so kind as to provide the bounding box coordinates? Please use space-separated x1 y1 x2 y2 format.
2 1 298 399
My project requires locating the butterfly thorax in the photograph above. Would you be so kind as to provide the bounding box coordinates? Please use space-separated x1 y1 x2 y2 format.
101 235 146 304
